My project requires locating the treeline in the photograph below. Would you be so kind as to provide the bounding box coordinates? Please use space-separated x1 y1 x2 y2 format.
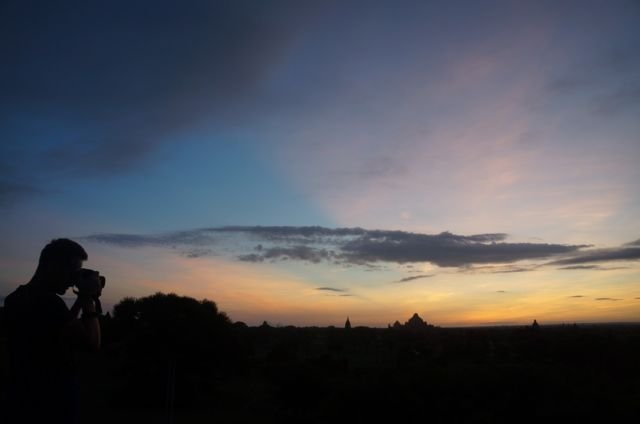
1 292 639 422
98 293 241 408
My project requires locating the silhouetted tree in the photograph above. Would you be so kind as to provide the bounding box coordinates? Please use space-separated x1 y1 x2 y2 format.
108 292 236 408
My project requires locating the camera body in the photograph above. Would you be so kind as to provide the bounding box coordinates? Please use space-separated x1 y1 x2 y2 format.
75 268 106 297
74 268 106 314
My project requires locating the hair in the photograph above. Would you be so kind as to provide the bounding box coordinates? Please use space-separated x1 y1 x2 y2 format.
38 238 88 269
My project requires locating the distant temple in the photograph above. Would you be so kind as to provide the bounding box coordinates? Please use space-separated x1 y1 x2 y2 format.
405 313 430 329
260 320 271 328
389 313 433 330
345 317 351 329
531 319 540 329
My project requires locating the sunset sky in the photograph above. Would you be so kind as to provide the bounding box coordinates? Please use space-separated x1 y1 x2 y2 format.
1 1 639 326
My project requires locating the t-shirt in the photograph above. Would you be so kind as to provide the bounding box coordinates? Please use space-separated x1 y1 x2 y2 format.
4 284 79 423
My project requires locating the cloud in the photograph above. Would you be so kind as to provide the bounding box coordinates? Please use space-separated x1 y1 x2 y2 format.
559 265 602 270
181 248 213 259
459 264 538 274
595 298 623 301
86 226 588 268
332 231 577 267
84 233 164 248
316 287 354 298
216 226 375 242
84 229 217 248
569 295 585 298
557 264 629 271
338 232 583 267
315 287 347 293
496 290 507 293
0 1 319 194
493 268 532 273
239 245 338 264
395 274 435 283
549 245 640 266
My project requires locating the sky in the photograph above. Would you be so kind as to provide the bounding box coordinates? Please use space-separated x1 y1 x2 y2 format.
1 0 639 327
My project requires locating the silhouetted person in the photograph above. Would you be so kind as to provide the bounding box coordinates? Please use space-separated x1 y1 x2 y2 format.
4 239 104 424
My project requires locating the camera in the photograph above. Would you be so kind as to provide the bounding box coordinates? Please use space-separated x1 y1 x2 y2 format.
74 268 106 314
75 268 106 296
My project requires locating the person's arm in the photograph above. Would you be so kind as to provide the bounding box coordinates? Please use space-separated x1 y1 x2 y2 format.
67 279 102 351
68 296 101 351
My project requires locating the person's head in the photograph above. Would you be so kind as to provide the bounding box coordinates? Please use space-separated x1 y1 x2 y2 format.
34 239 88 294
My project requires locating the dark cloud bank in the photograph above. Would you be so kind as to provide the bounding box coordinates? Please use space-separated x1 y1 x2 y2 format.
549 246 640 266
0 1 321 199
81 226 635 270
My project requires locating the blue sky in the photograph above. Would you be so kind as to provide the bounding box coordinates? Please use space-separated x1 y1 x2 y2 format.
1 1 639 326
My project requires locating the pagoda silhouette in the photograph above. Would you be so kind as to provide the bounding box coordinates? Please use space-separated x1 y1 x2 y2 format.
389 313 433 330
345 317 351 329
405 312 430 329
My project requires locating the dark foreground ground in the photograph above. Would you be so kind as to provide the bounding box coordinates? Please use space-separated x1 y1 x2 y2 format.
3 320 639 423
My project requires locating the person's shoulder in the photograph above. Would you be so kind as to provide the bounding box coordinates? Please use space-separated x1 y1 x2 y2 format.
38 290 68 310
3 286 32 323
4 285 28 308
5 285 67 312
